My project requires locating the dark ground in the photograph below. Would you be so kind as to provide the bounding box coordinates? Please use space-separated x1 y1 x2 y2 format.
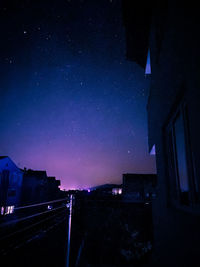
0 208 68 267
0 197 154 267
70 196 153 267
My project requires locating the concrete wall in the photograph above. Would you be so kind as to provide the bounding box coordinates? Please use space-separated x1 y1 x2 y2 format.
148 2 200 266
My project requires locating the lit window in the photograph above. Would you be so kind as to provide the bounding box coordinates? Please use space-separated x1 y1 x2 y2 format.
112 188 122 195
1 207 4 215
4 206 15 215
10 206 14 213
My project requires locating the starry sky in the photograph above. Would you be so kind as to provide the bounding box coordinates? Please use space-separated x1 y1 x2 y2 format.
0 0 156 190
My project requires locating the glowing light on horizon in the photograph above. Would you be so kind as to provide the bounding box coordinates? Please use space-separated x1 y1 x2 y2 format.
112 188 122 195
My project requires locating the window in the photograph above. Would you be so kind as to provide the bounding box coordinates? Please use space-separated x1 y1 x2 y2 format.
112 188 122 195
174 112 190 204
165 103 196 206
3 206 15 215
1 206 5 215
8 189 16 197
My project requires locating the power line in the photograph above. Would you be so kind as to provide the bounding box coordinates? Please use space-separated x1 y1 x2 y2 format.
0 208 66 242
14 197 68 210
0 205 67 228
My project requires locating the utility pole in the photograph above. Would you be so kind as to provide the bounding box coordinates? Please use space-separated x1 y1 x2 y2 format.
66 194 73 267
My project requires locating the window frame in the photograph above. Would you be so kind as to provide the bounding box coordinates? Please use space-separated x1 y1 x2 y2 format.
164 101 198 208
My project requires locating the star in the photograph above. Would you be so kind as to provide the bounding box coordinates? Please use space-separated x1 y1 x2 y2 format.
0 0 156 191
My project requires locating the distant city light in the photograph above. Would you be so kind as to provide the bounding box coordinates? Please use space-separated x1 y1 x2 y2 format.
112 188 122 195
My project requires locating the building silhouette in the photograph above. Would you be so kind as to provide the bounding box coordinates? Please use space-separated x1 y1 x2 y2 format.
21 169 61 205
0 156 23 215
0 156 64 216
122 173 156 203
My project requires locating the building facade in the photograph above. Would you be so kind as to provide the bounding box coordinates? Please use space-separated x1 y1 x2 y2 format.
0 156 64 218
0 156 23 215
122 1 200 266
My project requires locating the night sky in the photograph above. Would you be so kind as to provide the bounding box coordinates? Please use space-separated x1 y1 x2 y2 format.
0 0 156 190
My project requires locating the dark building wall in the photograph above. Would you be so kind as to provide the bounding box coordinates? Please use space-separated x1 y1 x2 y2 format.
147 2 200 266
148 2 200 152
122 1 200 266
0 157 23 209
21 170 62 205
46 176 61 200
121 0 153 67
21 170 48 204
